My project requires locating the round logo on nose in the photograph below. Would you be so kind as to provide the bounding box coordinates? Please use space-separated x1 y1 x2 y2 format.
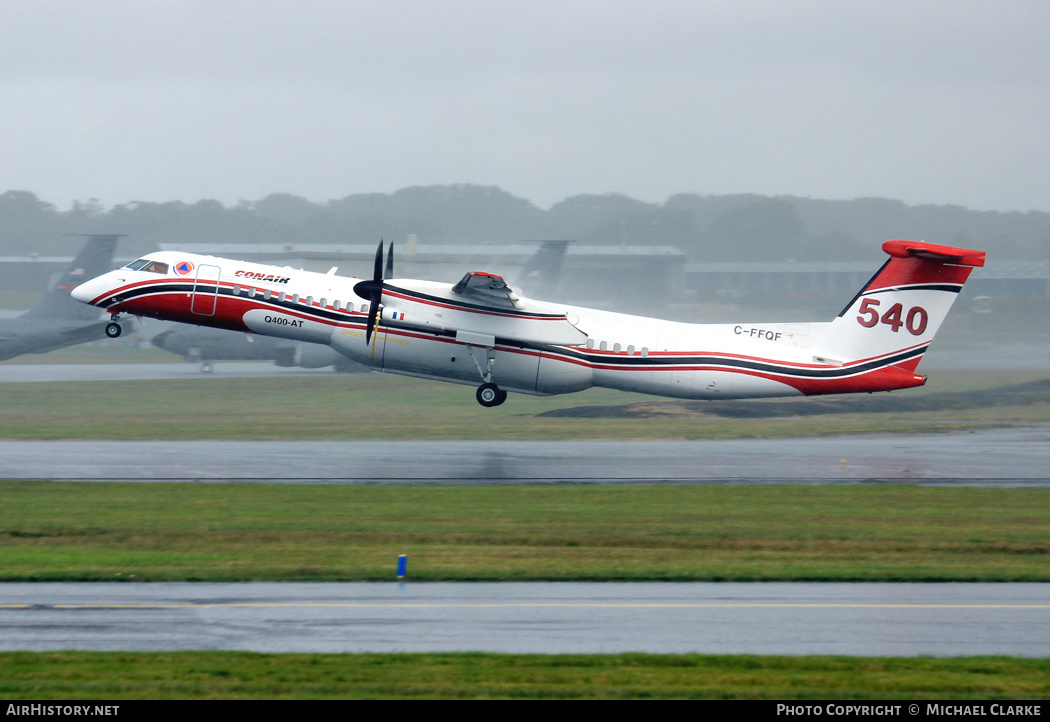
174 261 195 276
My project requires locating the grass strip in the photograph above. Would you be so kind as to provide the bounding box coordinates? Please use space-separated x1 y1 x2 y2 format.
1 482 1046 581
0 652 1047 700
1 371 1050 440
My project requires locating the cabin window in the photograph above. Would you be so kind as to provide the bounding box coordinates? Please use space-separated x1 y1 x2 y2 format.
641 347 649 358
292 293 300 303
248 287 256 298
278 291 286 302
360 303 368 313
320 298 327 308
232 286 242 296
627 345 635 356
123 258 168 273
333 300 341 311
613 343 621 353
586 339 594 349
599 341 608 351
140 260 168 274
305 296 313 306
263 289 272 300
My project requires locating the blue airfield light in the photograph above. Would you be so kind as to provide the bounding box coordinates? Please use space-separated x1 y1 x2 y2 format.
397 554 407 578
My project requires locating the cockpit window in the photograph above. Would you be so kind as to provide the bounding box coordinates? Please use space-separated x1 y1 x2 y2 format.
123 258 169 274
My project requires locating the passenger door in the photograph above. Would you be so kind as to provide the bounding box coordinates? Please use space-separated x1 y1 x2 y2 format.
191 264 221 316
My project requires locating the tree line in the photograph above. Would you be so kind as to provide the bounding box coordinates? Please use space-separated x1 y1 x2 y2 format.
1 185 1046 262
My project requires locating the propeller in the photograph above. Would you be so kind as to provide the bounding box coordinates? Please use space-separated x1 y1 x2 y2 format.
353 240 393 344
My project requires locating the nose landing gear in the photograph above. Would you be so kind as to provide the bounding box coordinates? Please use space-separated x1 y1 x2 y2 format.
105 318 123 338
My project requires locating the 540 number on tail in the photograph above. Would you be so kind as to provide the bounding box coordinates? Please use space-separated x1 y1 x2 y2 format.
856 299 928 335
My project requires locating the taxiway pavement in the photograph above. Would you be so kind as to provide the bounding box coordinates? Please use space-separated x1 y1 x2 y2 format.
1 581 1046 656
2 428 1048 484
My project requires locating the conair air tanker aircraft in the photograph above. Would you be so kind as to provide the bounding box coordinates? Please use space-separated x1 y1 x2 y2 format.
71 240 985 407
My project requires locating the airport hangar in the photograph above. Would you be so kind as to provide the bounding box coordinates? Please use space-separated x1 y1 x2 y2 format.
1 243 1047 311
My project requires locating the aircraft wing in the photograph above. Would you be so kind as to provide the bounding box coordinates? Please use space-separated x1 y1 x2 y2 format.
383 274 588 347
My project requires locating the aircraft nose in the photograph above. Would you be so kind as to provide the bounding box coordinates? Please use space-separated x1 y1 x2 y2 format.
70 281 93 304
70 275 108 305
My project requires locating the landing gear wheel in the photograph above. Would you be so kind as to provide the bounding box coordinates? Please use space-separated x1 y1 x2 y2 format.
476 382 503 408
200 362 213 373
105 322 122 338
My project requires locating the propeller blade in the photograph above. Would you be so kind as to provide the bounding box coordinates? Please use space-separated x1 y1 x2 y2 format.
385 240 394 279
355 240 387 344
365 298 379 344
373 239 384 282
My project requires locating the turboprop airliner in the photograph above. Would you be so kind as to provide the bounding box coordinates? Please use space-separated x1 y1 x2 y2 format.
71 239 985 407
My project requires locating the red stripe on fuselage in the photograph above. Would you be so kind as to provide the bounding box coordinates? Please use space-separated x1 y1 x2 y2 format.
109 279 926 395
570 339 927 372
89 277 184 307
106 280 368 334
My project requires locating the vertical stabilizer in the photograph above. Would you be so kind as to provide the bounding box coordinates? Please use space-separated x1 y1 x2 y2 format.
23 235 120 320
813 240 985 372
514 240 571 298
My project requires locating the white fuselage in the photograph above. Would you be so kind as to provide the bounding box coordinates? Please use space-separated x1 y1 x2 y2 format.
71 250 935 401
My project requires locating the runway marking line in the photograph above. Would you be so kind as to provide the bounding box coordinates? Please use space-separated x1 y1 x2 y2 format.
2 603 1048 610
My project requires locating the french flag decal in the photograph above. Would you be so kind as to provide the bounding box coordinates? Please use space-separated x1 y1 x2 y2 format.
391 311 405 321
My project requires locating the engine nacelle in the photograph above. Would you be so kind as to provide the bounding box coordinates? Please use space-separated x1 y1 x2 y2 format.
536 350 593 394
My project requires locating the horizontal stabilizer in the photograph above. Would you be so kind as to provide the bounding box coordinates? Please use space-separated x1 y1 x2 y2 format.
882 240 986 268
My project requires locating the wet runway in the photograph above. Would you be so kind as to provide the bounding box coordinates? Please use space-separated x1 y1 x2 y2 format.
1 582 1046 656
3 427 1049 484
0 361 336 383
3 361 1047 658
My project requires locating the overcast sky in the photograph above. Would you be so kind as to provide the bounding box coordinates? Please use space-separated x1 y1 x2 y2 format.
1 0 1047 212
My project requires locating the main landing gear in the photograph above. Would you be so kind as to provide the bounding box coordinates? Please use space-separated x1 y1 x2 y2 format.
476 382 507 408
465 342 507 407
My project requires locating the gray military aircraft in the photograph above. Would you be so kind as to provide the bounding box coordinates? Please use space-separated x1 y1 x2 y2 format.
150 326 355 373
0 234 132 361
